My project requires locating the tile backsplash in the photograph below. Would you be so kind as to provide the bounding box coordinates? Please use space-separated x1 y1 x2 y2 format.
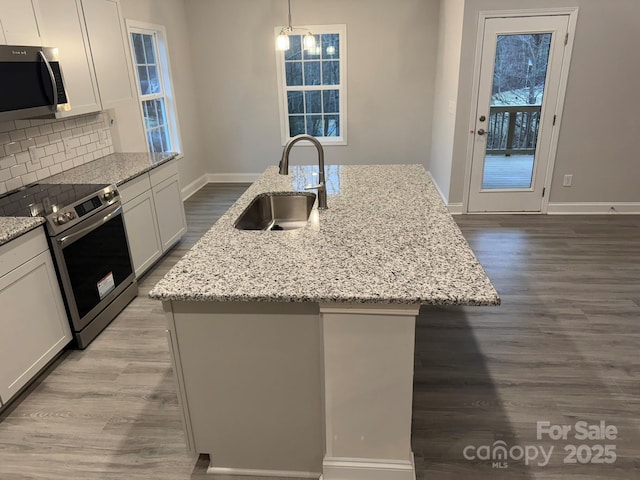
0 112 114 196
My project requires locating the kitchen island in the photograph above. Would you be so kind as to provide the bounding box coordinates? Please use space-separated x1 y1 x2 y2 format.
150 165 499 479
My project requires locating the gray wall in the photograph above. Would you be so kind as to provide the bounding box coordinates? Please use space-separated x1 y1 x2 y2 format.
115 0 207 191
429 0 464 203
185 0 439 174
448 0 640 205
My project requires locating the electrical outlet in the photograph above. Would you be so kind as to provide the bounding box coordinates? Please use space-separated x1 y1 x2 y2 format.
563 174 573 187
28 146 39 164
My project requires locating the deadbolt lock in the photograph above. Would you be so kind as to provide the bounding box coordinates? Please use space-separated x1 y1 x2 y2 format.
479 115 486 122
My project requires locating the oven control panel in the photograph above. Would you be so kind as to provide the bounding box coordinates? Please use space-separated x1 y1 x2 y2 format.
47 185 120 235
75 196 103 217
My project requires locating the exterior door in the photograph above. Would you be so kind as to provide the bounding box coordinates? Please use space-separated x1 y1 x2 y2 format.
468 15 569 212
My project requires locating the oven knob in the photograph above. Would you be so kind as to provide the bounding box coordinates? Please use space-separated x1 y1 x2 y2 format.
65 212 75 221
103 191 115 201
56 214 68 225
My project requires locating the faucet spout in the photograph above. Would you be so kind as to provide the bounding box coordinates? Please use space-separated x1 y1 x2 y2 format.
278 134 328 209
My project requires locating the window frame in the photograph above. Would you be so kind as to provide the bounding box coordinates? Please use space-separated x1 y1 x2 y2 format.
126 20 182 155
275 24 348 146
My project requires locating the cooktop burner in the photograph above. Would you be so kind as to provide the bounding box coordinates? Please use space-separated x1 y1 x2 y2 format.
0 183 111 218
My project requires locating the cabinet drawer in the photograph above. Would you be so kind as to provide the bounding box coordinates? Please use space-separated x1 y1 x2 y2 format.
0 227 48 277
150 158 179 187
119 173 152 204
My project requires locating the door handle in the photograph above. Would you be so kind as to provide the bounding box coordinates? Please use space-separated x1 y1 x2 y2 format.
477 129 486 135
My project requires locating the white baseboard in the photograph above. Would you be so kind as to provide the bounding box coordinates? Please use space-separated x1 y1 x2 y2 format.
206 466 320 478
207 173 261 183
426 171 464 215
181 173 208 201
322 455 415 480
447 203 464 215
547 202 640 215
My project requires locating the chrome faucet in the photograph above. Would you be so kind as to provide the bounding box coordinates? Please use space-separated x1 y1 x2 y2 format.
279 134 328 209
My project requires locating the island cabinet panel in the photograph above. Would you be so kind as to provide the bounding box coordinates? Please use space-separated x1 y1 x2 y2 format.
165 301 324 478
80 0 133 109
320 304 419 480
36 0 102 117
0 228 72 405
0 0 41 46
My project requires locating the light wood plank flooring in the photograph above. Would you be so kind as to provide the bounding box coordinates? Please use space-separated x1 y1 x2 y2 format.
1 185 638 479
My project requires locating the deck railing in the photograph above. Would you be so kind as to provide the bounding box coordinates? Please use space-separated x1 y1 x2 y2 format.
486 105 542 156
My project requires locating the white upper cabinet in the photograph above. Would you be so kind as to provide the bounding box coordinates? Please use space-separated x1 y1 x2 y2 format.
81 0 134 109
36 0 101 117
0 0 42 46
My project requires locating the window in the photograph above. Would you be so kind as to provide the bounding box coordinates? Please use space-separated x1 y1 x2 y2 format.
127 21 180 154
276 24 347 145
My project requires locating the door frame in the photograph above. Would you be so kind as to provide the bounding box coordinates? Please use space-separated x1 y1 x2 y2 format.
462 8 579 214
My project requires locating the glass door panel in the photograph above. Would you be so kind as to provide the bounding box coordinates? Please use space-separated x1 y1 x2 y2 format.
482 33 551 190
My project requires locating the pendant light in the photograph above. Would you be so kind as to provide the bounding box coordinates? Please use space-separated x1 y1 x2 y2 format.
276 0 316 52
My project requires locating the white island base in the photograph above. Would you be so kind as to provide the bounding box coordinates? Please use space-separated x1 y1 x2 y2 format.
163 301 419 480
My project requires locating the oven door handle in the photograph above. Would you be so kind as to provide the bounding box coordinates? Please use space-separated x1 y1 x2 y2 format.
57 204 123 248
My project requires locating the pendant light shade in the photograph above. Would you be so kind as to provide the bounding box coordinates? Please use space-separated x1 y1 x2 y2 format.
276 30 290 51
276 0 314 52
303 32 316 51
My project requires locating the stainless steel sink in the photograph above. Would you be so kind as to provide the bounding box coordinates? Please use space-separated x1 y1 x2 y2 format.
234 192 316 231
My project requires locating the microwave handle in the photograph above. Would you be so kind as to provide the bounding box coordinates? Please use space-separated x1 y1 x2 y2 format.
38 50 58 111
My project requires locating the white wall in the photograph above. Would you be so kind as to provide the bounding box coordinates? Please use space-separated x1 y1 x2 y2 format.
185 0 440 175
429 0 464 203
114 0 207 191
448 0 640 205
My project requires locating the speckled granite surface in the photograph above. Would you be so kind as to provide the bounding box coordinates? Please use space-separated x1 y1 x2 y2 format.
42 152 178 186
0 217 45 247
0 152 177 247
150 165 500 306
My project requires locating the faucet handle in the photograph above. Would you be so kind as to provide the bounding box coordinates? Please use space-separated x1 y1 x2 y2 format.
304 182 325 191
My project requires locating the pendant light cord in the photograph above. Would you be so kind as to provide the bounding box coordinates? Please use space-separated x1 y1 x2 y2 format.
287 0 292 30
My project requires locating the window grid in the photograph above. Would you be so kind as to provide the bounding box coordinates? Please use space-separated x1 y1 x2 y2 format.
130 30 173 154
277 26 346 144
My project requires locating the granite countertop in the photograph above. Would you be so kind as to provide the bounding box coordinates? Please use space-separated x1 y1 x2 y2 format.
0 217 46 247
42 151 178 186
150 164 500 306
0 151 178 247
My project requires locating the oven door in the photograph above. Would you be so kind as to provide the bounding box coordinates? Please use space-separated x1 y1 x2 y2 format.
51 202 135 332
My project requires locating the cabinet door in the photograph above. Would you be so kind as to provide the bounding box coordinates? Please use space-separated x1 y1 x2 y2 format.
123 189 162 278
0 0 41 46
36 0 101 117
0 250 72 403
152 174 186 252
81 0 133 108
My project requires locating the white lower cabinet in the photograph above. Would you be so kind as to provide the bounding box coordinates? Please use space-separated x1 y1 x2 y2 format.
0 228 72 405
121 158 186 278
152 173 187 252
122 188 162 278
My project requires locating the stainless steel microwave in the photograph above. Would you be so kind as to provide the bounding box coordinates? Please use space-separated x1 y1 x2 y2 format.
0 45 71 122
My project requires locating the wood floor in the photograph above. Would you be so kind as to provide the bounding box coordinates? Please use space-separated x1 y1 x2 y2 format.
1 185 639 479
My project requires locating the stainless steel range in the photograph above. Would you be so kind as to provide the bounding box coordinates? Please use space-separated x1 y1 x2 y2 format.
0 183 137 348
